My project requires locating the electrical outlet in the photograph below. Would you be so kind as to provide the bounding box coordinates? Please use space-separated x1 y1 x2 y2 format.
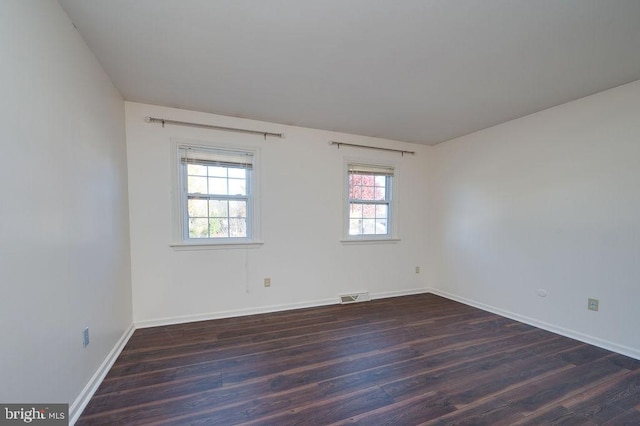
415 266 420 274
588 298 599 311
83 327 90 347
264 278 271 288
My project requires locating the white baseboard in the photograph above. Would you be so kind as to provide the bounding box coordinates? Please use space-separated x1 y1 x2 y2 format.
371 287 430 300
135 298 337 329
135 288 431 329
69 323 135 425
428 288 640 361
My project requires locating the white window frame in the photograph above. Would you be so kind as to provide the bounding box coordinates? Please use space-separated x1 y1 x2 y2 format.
170 140 262 249
342 158 399 243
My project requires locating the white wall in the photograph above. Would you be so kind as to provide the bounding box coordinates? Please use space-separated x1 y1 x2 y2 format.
2 2 637 419
125 102 429 325
0 0 132 412
429 80 640 358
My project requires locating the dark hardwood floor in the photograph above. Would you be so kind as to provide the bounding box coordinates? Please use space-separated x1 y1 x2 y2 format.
77 294 640 425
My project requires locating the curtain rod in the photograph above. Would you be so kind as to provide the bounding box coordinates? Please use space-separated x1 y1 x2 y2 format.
330 141 415 156
145 116 284 139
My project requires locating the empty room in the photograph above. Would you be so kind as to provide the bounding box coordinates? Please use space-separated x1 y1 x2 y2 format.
2 0 640 424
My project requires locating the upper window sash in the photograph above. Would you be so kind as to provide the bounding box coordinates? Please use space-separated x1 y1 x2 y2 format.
348 177 391 203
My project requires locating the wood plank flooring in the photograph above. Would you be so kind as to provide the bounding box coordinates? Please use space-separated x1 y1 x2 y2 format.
77 294 640 425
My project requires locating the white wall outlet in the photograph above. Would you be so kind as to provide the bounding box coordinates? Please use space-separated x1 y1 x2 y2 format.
83 327 90 347
588 298 599 311
415 266 420 274
264 278 271 288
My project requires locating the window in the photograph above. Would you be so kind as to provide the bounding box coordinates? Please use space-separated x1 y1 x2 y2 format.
346 163 395 239
178 145 255 242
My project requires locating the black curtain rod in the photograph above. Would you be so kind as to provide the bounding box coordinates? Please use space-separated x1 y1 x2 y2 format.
145 116 284 138
330 141 415 156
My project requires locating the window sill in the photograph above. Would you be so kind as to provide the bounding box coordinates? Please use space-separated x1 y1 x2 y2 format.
170 241 264 251
340 238 400 245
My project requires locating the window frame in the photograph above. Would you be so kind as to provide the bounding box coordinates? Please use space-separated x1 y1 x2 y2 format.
342 159 399 243
171 140 262 249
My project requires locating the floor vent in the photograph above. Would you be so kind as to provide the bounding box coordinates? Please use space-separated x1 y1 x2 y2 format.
339 292 371 304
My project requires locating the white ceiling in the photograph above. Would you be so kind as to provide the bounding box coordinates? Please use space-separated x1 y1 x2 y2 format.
58 0 640 145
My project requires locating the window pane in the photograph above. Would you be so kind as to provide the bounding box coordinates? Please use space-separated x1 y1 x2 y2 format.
228 178 246 196
209 218 228 238
375 219 388 234
375 175 386 186
189 218 209 238
229 200 247 218
349 219 362 235
362 204 376 219
350 185 362 200
362 219 376 234
360 186 376 201
209 200 228 217
361 175 375 186
188 176 207 194
374 187 386 201
349 203 362 217
375 204 388 218
208 166 227 177
208 177 227 195
229 218 247 237
350 174 362 185
228 168 246 178
188 164 207 176
188 199 208 217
